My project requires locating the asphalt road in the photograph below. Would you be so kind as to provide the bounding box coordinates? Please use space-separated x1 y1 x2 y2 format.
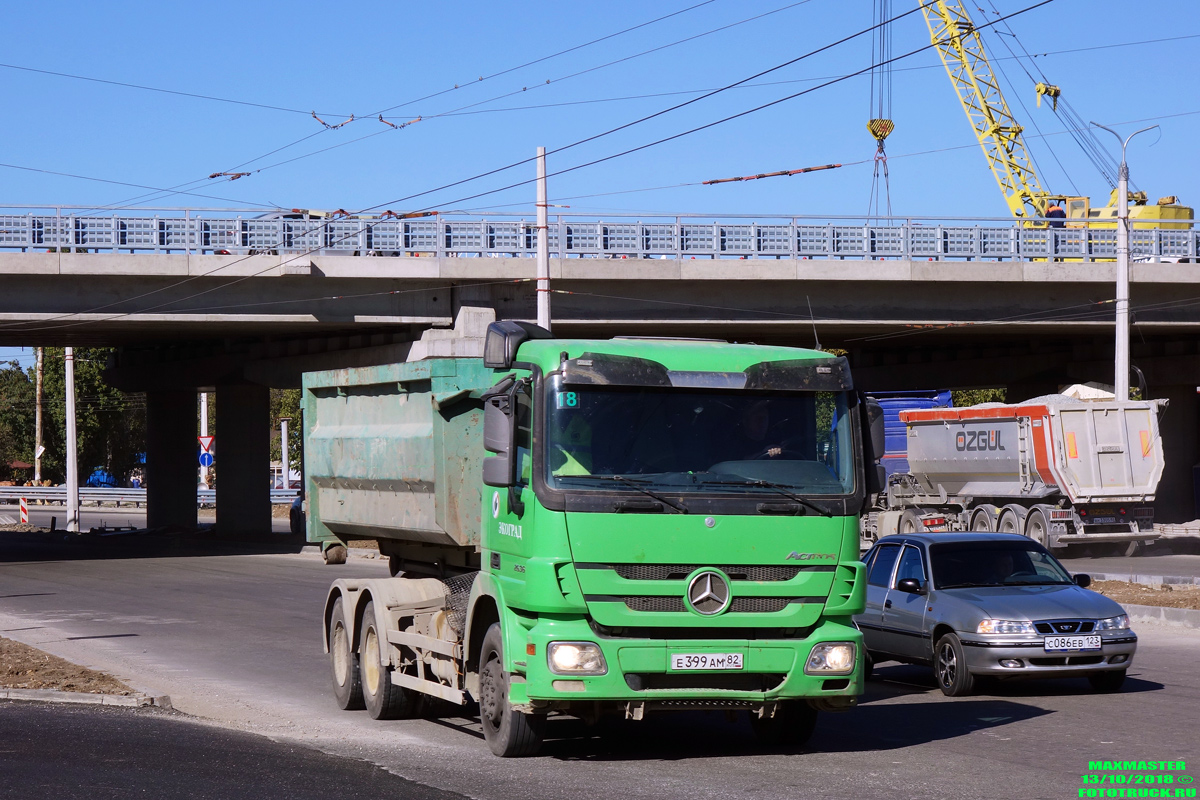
1 533 1198 800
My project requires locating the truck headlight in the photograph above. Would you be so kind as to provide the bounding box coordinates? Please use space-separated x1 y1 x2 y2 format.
805 642 856 675
547 642 607 675
1095 614 1130 631
977 619 1035 635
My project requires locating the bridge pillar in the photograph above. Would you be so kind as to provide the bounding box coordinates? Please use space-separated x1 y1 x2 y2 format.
1149 384 1199 525
145 391 198 530
215 384 272 535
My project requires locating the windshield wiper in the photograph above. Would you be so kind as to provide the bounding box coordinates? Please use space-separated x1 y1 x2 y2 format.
567 474 688 514
698 477 833 517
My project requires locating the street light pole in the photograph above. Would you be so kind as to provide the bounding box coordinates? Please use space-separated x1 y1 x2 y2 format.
1090 121 1159 401
64 347 79 533
536 146 550 332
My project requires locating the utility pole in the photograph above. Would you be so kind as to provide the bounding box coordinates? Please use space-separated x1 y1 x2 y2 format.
1091 122 1159 401
34 347 43 483
199 392 208 486
64 347 79 533
279 417 291 489
536 146 551 331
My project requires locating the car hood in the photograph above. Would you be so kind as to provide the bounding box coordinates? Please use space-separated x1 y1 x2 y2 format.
936 584 1127 622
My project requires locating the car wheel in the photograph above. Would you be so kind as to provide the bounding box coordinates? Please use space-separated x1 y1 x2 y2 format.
934 633 976 697
749 701 818 748
1088 669 1126 693
863 651 875 680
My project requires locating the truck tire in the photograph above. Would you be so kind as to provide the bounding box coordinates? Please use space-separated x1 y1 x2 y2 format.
969 505 997 532
323 544 348 565
1024 507 1050 547
996 505 1027 535
358 600 418 720
478 623 545 757
934 633 976 697
749 701 818 748
898 509 924 534
329 597 364 710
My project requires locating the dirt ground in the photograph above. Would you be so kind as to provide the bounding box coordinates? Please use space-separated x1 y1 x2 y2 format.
1092 580 1200 610
0 636 135 695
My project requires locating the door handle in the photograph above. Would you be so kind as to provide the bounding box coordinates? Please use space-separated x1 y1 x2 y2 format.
884 599 892 609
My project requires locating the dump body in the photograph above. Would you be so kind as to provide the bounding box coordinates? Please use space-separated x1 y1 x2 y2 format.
863 398 1165 549
303 357 496 568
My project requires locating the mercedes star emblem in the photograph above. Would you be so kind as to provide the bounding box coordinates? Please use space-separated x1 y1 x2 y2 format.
686 570 731 616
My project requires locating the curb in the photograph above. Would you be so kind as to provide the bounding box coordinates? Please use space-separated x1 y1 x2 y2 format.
0 688 172 708
1121 603 1200 630
1091 572 1200 587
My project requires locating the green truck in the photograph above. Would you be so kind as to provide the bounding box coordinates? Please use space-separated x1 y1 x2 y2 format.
307 316 883 756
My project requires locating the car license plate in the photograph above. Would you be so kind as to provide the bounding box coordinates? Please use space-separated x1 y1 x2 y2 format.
1044 635 1101 652
1090 516 1117 524
670 653 743 670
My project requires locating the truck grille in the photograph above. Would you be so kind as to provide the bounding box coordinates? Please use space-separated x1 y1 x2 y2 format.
619 596 805 614
625 673 786 692
613 564 807 582
1034 620 1095 634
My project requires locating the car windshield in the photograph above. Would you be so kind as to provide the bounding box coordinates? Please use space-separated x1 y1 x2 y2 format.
930 541 1074 589
543 376 854 495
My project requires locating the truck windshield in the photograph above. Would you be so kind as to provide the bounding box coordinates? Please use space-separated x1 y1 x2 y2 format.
543 376 855 496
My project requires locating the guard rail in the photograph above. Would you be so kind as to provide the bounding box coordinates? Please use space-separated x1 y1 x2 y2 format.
0 487 299 507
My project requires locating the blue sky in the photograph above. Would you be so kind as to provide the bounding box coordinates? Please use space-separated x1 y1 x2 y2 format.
0 0 1195 225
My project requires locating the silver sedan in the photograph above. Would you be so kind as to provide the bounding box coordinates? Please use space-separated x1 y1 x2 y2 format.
855 532 1137 696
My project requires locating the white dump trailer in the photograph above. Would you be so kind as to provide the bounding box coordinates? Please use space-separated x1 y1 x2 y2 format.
862 397 1167 552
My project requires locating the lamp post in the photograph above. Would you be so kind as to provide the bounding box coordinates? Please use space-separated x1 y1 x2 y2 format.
1090 121 1159 401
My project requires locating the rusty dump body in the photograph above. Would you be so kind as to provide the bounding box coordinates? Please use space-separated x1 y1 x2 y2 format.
865 398 1167 549
302 356 498 574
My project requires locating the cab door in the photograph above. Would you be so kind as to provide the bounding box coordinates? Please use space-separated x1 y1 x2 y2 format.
880 544 931 662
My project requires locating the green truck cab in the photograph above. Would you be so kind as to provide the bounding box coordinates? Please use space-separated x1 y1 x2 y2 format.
310 318 882 756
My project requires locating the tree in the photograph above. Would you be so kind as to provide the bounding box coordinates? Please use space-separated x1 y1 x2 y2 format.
269 388 302 478
0 361 35 481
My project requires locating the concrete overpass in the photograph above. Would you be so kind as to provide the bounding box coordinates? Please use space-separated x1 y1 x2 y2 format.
3 212 1198 530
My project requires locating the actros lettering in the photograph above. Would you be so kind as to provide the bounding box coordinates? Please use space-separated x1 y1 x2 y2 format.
955 430 1006 452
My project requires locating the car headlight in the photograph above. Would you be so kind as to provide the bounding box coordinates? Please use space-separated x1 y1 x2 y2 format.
1095 614 1130 631
547 642 607 675
977 619 1036 635
805 642 856 675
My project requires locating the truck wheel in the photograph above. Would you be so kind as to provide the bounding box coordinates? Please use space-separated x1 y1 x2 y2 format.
969 506 997 532
323 544 348 565
898 509 923 534
749 701 818 748
329 597 363 710
996 505 1027 535
1088 669 1126 692
358 600 417 720
478 623 545 757
1024 508 1050 546
934 633 976 697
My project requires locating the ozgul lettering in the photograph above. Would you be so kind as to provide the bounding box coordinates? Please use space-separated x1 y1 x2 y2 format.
498 522 523 539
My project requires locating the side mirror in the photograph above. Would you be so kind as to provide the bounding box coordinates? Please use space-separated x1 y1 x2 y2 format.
1073 573 1092 588
895 578 926 595
482 390 515 488
866 397 886 459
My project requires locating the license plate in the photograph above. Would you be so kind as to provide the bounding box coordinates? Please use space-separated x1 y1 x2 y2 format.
1044 635 1101 652
670 653 743 670
1090 517 1117 524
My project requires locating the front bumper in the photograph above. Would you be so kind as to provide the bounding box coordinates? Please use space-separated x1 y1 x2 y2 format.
958 633 1137 677
514 616 864 707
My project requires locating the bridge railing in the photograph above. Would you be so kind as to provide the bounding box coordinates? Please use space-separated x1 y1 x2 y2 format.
0 486 299 507
0 207 1194 262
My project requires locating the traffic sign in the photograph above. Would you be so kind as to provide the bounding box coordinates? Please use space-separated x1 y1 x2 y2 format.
198 436 215 453
199 452 214 468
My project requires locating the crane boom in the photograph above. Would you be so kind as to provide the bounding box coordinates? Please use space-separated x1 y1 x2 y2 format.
921 1 1050 219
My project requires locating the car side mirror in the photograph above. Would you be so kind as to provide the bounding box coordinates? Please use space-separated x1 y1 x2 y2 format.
896 578 926 595
1073 573 1091 588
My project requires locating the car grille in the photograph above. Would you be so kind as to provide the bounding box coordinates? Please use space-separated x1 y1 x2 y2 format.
613 564 805 581
1028 656 1104 666
1034 620 1096 634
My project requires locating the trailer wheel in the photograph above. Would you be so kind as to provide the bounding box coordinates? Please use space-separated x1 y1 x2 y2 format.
329 597 364 710
358 600 418 720
478 623 545 757
1024 508 1050 546
996 505 1027 535
969 505 998 532
898 509 924 534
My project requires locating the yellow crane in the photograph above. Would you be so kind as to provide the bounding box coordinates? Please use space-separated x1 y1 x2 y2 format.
920 0 1192 228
